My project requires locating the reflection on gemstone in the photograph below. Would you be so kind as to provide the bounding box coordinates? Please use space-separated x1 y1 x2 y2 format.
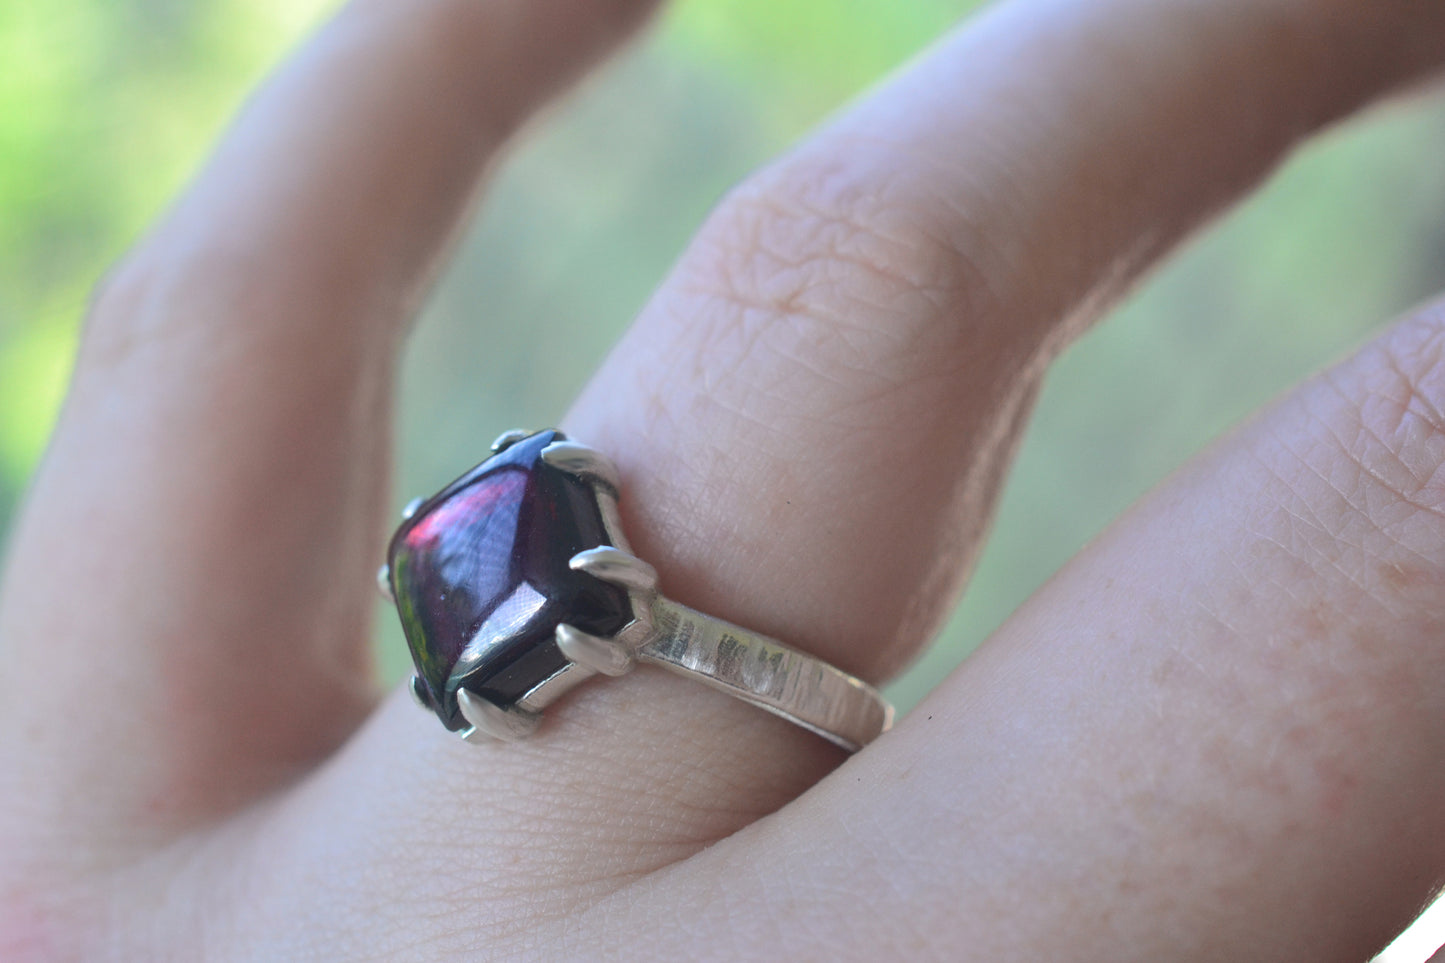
457 581 548 674
393 471 527 703
387 430 631 729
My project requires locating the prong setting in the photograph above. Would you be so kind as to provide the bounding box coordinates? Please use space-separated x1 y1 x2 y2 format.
456 687 541 743
382 426 892 751
541 440 621 492
568 547 658 593
490 428 533 453
556 623 635 676
401 496 425 521
388 429 661 745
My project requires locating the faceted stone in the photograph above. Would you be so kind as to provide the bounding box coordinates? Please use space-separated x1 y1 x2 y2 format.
387 430 630 730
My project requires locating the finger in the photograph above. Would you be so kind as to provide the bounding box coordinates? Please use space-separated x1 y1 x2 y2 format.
284 0 1445 950
560 0 1445 822
0 0 658 838
575 0 1445 682
606 301 1445 961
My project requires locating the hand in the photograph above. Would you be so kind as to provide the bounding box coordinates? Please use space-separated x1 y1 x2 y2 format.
5 0 1445 958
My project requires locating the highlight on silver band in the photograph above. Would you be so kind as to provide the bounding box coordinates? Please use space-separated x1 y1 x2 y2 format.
639 597 891 753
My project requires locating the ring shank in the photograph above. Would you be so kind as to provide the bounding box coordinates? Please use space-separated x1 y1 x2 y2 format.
638 596 893 752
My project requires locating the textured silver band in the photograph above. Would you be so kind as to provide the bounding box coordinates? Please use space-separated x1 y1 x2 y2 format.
639 596 893 752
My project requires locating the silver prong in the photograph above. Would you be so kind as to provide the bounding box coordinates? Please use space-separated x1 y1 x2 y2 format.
408 675 430 709
540 440 621 491
376 563 395 603
456 688 541 742
569 547 658 593
490 428 533 453
556 623 634 677
401 496 425 520
459 725 492 746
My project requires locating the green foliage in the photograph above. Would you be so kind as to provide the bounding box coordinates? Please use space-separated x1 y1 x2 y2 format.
663 0 982 129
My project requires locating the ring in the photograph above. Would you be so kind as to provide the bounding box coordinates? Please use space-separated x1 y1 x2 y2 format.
377 429 893 752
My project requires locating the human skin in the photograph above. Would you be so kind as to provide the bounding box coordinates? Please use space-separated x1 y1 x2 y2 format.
4 0 1445 958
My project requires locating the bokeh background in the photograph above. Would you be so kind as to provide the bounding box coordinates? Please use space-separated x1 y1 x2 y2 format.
4 2 1445 956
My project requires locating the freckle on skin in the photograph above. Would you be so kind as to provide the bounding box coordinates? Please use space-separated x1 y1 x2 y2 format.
1377 561 1443 603
1292 605 1328 650
1316 767 1360 820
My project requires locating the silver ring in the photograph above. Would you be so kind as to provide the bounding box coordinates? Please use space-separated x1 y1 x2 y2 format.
378 429 893 752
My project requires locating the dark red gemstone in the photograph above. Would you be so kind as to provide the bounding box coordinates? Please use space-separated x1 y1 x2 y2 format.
387 430 630 730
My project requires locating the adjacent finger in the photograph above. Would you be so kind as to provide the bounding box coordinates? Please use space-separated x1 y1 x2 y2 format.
608 303 1445 960
275 0 1445 951
0 0 658 841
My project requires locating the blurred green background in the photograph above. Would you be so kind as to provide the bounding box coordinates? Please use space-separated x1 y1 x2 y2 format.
5 0 1445 716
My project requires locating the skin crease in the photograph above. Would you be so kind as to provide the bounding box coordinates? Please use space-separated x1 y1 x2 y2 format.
5 0 1445 958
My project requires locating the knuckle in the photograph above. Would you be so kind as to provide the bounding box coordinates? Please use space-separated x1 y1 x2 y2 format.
1261 308 1445 612
75 255 160 374
81 240 288 374
678 146 1013 385
1333 311 1445 526
81 249 205 371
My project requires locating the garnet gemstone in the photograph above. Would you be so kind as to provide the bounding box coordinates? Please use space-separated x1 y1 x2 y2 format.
387 430 630 730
